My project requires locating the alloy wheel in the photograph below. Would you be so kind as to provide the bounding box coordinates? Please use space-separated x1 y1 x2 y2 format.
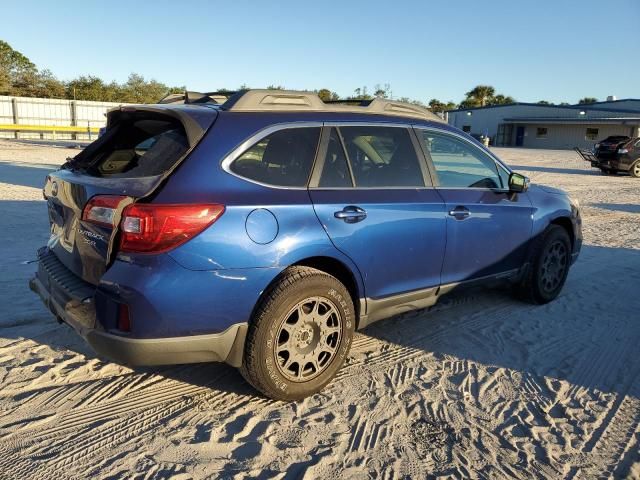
274 296 342 382
540 240 568 293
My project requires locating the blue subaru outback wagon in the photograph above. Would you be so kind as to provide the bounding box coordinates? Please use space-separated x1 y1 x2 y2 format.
31 90 582 400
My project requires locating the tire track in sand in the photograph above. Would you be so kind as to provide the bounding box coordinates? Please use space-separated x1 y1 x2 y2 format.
0 366 268 478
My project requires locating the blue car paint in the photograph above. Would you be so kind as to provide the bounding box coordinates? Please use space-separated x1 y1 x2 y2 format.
38 105 582 347
166 195 321 270
309 188 447 299
121 111 579 338
97 253 282 338
435 188 535 285
245 208 279 244
527 185 583 252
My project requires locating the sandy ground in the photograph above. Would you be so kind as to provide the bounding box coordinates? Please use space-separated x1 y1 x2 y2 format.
0 139 639 479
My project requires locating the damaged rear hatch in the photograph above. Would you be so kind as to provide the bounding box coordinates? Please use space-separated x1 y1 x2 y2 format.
43 104 218 285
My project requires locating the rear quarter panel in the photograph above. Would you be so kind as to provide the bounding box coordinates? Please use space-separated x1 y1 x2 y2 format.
152 112 365 293
98 254 282 337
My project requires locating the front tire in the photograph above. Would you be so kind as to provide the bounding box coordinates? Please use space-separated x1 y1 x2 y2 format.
240 266 354 401
630 161 640 178
517 225 571 304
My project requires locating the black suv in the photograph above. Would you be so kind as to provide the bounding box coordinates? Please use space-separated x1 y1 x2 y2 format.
595 136 630 158
596 137 640 177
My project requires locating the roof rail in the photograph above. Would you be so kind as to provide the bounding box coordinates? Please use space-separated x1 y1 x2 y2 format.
157 91 235 105
220 89 444 122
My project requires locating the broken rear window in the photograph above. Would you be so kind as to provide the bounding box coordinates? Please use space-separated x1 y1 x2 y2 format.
80 113 189 178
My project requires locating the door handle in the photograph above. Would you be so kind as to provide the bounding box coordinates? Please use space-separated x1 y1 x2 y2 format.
448 206 470 220
334 206 367 223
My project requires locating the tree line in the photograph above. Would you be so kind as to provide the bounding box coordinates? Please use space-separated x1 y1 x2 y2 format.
0 41 185 103
1 40 601 109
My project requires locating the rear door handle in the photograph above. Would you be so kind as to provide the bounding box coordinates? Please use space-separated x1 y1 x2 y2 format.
448 206 470 220
334 206 367 223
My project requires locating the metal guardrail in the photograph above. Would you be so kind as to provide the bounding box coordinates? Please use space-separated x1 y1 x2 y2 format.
0 123 100 140
0 124 100 133
1 95 116 141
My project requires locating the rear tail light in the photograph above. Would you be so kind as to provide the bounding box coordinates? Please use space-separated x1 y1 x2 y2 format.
119 204 224 253
82 195 129 227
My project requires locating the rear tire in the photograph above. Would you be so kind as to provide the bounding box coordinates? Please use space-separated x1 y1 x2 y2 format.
517 225 571 304
630 161 640 178
600 167 616 175
240 266 354 401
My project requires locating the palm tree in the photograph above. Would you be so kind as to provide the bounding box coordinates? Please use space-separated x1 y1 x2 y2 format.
465 85 496 107
492 94 515 105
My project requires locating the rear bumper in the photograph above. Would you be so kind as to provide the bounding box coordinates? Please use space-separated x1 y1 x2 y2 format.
595 150 618 158
85 324 247 367
595 158 618 169
29 248 248 368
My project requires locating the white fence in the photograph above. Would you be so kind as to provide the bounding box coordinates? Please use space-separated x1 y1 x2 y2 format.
0 96 125 141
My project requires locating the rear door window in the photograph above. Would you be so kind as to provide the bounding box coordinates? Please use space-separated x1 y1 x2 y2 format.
318 128 353 188
84 115 190 178
338 126 425 188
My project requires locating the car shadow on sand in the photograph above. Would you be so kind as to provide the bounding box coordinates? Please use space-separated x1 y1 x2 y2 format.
590 202 640 214
3 244 639 402
361 244 640 399
0 160 60 189
509 164 600 176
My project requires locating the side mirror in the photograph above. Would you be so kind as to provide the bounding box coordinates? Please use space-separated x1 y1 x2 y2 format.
508 172 529 193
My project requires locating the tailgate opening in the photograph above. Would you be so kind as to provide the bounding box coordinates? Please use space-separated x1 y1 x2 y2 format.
44 106 217 285
69 111 190 179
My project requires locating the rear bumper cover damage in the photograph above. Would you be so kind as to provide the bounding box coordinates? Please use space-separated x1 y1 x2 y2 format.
29 247 247 368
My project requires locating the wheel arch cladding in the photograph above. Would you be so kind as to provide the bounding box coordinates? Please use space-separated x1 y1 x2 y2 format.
550 216 574 249
251 256 362 328
292 256 361 320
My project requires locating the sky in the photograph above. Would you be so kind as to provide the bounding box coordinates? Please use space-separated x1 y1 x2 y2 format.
2 0 639 104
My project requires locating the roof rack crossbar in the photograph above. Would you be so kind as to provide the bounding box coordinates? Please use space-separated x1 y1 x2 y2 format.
323 99 373 106
202 90 238 96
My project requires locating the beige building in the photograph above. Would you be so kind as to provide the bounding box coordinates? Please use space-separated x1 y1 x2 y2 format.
446 99 640 149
